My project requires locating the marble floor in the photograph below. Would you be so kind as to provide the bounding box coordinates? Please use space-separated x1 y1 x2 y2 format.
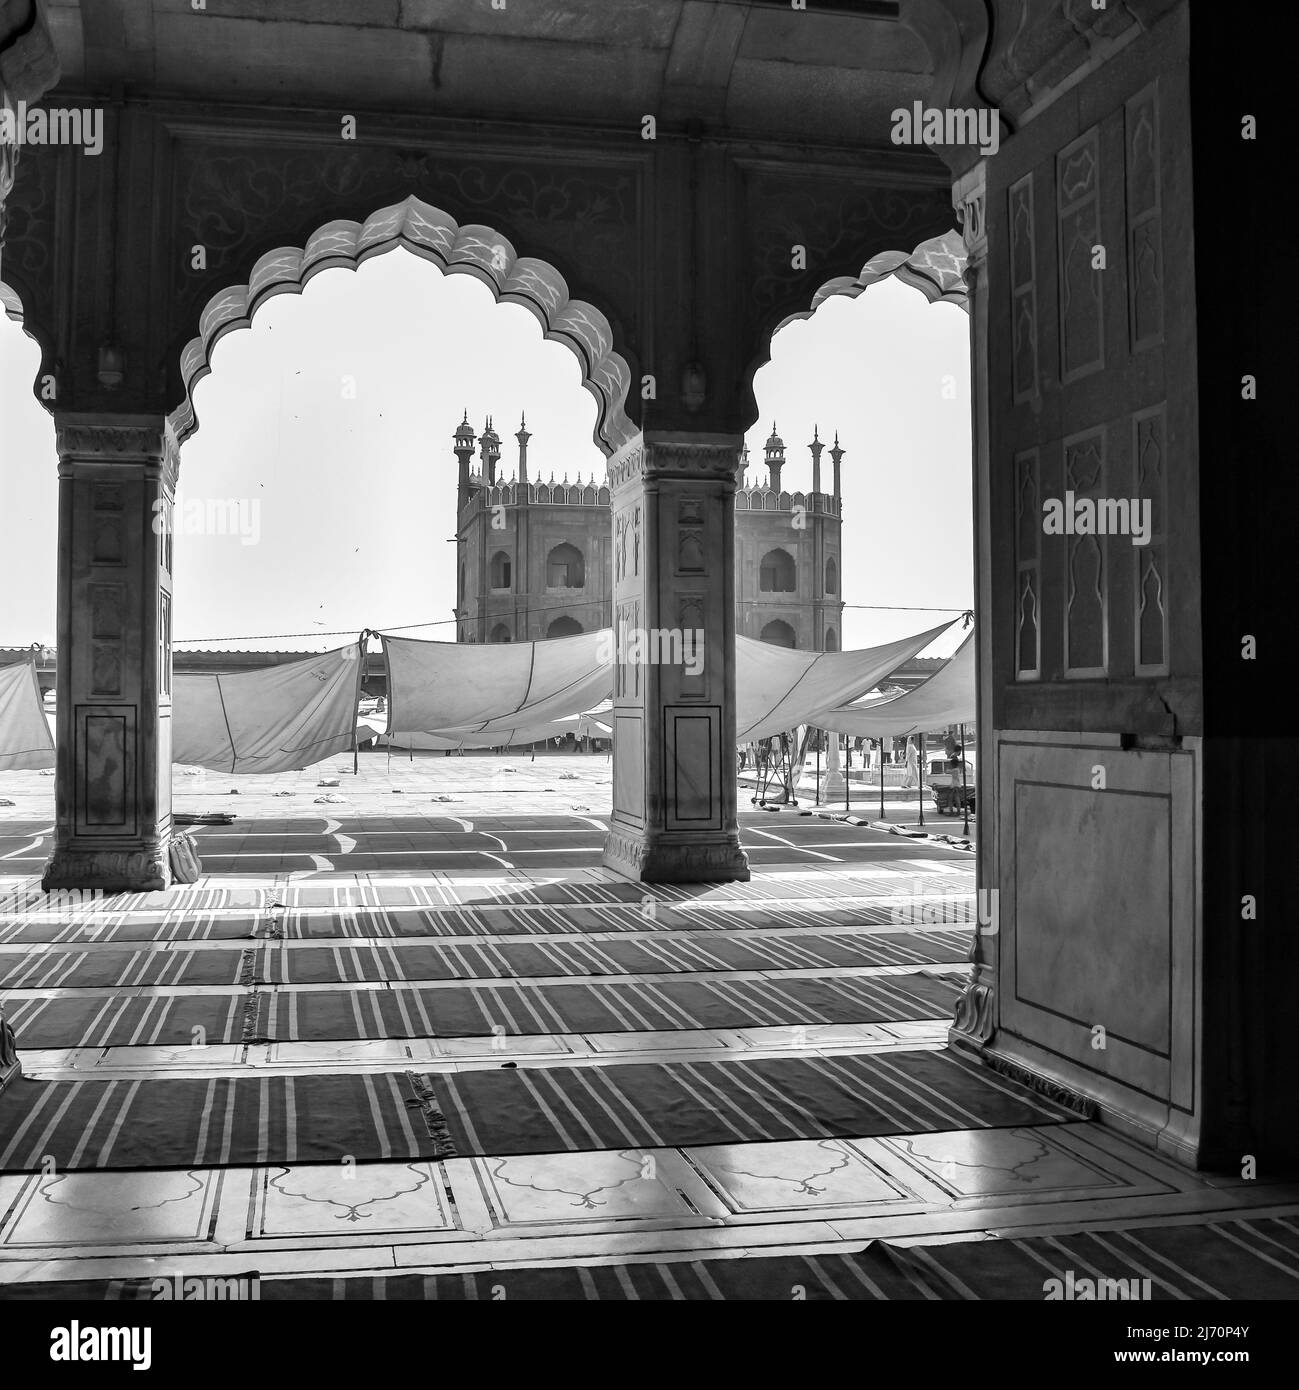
0 795 1295 1297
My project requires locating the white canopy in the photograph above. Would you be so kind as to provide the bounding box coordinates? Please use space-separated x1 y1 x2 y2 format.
813 628 976 737
734 621 955 742
0 655 55 771
172 644 365 773
381 629 613 744
382 625 956 747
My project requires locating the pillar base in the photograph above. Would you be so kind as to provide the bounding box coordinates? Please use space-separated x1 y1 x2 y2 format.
603 827 750 883
0 1011 22 1097
948 967 996 1056
42 844 171 893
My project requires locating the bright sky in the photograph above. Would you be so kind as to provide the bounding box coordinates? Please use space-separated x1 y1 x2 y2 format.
0 253 971 657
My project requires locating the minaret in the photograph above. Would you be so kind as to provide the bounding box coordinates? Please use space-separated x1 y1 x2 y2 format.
764 422 785 492
453 410 476 513
810 425 825 648
480 416 501 486
829 430 844 508
738 440 750 488
515 413 531 484
514 414 531 640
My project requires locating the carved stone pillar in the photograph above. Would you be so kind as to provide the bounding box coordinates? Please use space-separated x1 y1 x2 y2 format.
602 432 750 883
42 415 177 893
947 162 996 1054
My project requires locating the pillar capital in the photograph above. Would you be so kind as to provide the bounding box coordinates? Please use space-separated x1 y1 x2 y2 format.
608 431 745 495
952 161 988 275
54 412 181 490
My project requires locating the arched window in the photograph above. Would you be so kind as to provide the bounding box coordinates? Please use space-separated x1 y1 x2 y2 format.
546 542 585 589
760 619 797 648
824 627 838 651
490 550 511 590
759 548 796 593
825 556 838 594
547 615 583 638
489 622 511 643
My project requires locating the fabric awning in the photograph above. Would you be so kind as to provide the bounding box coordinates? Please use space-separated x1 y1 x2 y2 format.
813 629 976 737
172 644 365 773
734 621 955 742
381 630 613 743
382 626 956 747
0 655 55 771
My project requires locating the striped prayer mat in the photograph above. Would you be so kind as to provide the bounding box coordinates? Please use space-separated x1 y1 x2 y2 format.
426 1049 1072 1157
10 1215 1296 1300
0 884 269 918
0 913 262 945
0 900 974 942
0 1049 1068 1171
6 972 962 1048
0 931 971 989
285 901 972 938
284 870 969 911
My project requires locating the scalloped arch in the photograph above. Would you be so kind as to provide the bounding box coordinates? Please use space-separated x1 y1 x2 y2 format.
745 229 969 427
1 277 55 387
776 229 969 339
169 195 637 457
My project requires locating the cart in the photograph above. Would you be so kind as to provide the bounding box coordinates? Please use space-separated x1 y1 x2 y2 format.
927 754 976 815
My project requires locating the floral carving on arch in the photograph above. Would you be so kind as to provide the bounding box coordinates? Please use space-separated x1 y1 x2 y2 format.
169 195 636 456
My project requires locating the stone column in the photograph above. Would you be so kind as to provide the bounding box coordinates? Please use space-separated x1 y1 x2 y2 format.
602 431 750 883
947 163 995 1054
820 730 845 800
42 415 177 893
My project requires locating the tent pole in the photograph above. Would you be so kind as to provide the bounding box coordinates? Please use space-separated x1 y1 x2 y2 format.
815 732 821 807
961 722 970 836
917 732 925 827
879 741 885 821
845 735 850 814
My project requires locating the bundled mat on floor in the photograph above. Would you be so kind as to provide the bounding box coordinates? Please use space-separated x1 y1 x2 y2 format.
6 1215 1298 1300
0 1049 1074 1172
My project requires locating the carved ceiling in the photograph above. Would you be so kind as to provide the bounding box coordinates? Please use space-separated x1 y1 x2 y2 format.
41 0 934 148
